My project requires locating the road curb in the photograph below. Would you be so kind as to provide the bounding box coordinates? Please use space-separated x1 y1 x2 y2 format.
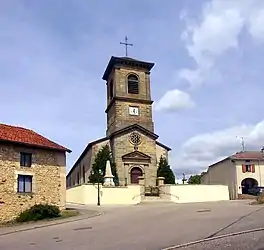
0 211 102 237
162 227 264 249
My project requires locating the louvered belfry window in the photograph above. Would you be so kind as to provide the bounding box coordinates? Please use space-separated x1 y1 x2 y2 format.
127 74 139 94
109 80 113 99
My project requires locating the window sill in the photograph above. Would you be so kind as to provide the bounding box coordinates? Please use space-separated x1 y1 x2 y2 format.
17 192 34 196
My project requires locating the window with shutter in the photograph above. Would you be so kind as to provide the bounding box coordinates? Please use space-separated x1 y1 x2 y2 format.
242 164 246 173
251 164 255 173
243 160 252 172
127 74 139 94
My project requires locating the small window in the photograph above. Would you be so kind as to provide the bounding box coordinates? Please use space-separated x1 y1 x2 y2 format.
242 160 255 173
17 175 32 193
77 172 80 184
127 74 139 94
20 152 32 167
245 160 251 172
245 165 251 172
83 165 85 183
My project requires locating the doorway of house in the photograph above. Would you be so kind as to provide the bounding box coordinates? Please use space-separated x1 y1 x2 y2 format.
241 178 258 194
130 167 143 184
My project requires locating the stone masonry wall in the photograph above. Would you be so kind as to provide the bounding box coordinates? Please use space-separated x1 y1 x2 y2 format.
106 67 154 135
113 131 157 186
0 143 66 222
116 100 154 132
114 67 151 101
156 144 168 163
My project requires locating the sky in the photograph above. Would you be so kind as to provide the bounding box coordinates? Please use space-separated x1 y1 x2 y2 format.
1 0 264 181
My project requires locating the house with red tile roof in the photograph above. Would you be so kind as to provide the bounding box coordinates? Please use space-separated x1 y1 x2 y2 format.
201 151 264 199
0 123 71 222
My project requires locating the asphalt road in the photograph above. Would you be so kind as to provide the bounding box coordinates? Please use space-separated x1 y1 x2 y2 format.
0 201 264 250
178 231 264 250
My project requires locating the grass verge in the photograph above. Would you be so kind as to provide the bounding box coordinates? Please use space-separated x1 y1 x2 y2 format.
250 194 264 205
0 208 80 228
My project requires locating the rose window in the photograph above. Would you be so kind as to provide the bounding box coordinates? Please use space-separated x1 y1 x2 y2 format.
129 132 141 145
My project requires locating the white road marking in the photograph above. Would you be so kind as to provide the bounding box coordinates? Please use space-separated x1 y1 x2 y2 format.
162 227 264 249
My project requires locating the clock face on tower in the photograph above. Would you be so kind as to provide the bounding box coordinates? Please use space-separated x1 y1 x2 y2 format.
129 106 139 116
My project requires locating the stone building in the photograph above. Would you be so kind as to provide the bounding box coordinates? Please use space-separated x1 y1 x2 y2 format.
67 56 171 187
0 123 71 222
201 151 264 199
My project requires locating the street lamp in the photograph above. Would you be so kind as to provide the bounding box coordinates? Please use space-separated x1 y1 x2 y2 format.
182 173 187 184
91 169 103 206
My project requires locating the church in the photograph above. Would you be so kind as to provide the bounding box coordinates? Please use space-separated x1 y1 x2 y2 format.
66 56 171 188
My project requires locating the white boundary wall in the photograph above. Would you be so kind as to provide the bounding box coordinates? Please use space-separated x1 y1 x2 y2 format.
66 184 142 205
67 184 229 205
159 184 229 203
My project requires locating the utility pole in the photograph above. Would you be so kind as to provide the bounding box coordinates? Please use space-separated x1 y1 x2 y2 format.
236 136 245 152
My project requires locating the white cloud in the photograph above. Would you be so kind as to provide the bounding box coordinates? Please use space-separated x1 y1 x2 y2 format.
154 89 195 112
179 0 264 88
247 9 264 42
171 119 264 175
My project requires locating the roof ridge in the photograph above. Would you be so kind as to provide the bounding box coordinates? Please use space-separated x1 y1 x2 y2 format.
0 123 31 129
0 124 39 135
0 123 71 153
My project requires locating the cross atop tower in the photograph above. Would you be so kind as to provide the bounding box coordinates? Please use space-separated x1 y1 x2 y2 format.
120 36 133 57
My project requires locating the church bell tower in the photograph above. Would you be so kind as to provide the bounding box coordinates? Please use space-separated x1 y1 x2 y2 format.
102 56 155 136
67 39 172 188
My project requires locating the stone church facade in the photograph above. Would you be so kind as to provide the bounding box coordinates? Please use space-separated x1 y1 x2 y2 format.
66 56 171 187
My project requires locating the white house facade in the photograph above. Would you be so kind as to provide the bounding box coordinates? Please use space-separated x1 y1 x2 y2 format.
201 151 264 199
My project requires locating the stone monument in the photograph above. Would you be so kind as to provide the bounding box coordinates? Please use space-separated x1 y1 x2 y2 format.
104 160 115 186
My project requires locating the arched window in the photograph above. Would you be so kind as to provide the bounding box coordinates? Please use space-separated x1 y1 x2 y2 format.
127 74 139 94
109 80 113 99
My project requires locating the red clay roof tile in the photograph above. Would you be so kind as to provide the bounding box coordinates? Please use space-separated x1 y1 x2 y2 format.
0 123 71 153
231 151 264 160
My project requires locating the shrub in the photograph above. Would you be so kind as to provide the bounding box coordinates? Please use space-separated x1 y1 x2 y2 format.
16 204 60 222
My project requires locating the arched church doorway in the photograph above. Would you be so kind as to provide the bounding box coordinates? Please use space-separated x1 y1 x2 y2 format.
130 167 143 184
241 178 258 194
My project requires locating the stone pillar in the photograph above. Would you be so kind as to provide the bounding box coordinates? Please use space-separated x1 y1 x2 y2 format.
138 176 145 201
157 177 165 186
138 176 145 186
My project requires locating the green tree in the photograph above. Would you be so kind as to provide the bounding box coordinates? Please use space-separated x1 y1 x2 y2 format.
88 144 119 185
188 173 205 184
157 156 175 184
